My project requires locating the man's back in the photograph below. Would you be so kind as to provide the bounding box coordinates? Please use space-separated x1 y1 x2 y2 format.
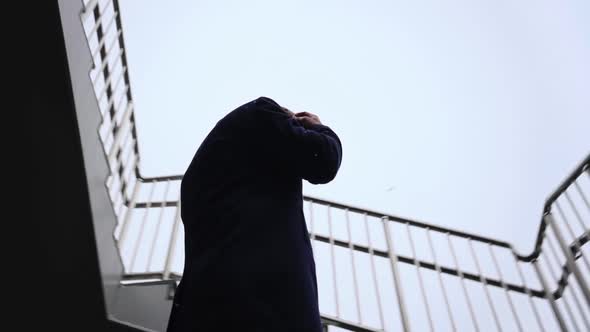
167 97 343 331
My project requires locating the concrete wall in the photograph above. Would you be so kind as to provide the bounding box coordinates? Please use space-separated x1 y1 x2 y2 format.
58 1 173 330
58 0 127 317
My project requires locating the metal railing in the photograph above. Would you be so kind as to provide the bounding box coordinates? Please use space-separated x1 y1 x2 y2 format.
80 0 590 330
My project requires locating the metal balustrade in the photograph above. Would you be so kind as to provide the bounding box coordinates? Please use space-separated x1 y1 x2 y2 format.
80 0 589 330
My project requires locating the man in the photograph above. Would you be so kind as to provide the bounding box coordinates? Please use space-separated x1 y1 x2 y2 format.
166 96 343 331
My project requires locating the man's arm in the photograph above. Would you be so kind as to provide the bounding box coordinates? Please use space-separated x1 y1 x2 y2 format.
252 97 342 184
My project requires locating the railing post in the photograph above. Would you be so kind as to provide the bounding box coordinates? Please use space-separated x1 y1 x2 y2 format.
364 213 385 329
447 233 480 331
406 223 433 332
326 205 340 317
129 180 157 272
117 179 140 251
533 258 568 332
512 255 545 332
163 200 182 280
382 216 410 332
146 179 171 271
345 209 363 325
545 213 590 307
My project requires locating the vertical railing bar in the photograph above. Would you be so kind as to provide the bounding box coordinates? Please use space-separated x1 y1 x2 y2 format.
118 129 134 170
326 205 340 318
555 203 590 277
92 26 122 61
117 180 140 255
573 181 590 212
112 88 132 126
546 233 590 331
512 256 546 332
564 191 590 229
83 0 113 35
106 121 127 164
82 0 101 21
467 239 503 332
105 156 118 191
146 179 171 271
345 209 363 324
571 279 590 326
309 202 316 258
91 35 125 85
105 167 116 188
364 213 385 330
102 81 129 120
542 242 580 332
107 112 133 171
96 62 125 104
107 153 127 205
90 10 119 58
117 89 133 123
447 234 480 332
488 245 523 332
546 213 590 307
130 180 157 272
108 173 122 201
101 91 128 148
426 228 457 331
100 84 127 136
405 223 434 332
163 199 182 280
120 155 138 198
108 102 134 161
91 57 115 97
105 166 122 214
543 241 561 280
114 189 126 218
533 259 569 332
122 141 137 172
93 30 124 76
382 216 410 332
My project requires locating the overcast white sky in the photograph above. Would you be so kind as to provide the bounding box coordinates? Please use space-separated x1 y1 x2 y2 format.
118 0 589 256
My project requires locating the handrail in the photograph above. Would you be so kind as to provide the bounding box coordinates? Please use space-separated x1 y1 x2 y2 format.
134 155 589 263
128 193 513 248
521 153 590 262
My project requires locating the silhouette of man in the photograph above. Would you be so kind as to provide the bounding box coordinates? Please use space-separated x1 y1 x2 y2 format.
166 96 343 331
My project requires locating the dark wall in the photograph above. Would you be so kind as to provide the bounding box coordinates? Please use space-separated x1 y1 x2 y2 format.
13 2 133 331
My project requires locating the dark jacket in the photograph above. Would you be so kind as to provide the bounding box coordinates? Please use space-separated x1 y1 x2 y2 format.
166 97 343 332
